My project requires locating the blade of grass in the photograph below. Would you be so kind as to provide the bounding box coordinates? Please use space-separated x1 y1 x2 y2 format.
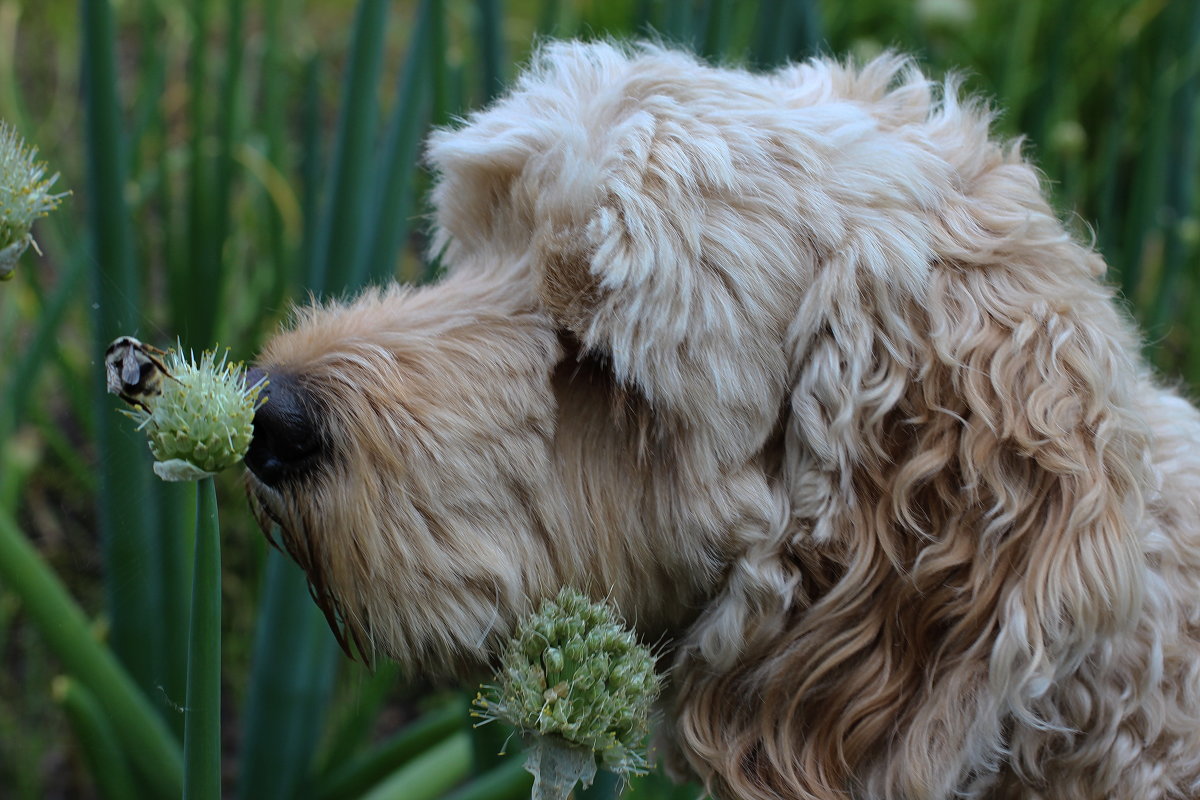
430 0 451 128
0 511 182 796
536 0 561 37
259 0 290 313
999 0 1041 122
179 0 215 340
441 758 532 800
0 245 88 482
81 0 163 701
129 0 168 169
576 769 622 799
297 55 324 298
357 0 433 287
314 660 401 775
205 0 246 342
1094 51 1131 276
633 0 653 37
470 713 512 772
1122 29 1172 309
308 0 389 297
625 769 705 799
26 401 99 497
699 0 735 61
183 477 221 799
1024 0 1074 185
1149 0 1200 331
662 0 694 47
158 122 185 334
53 676 139 800
586 0 636 38
476 0 506 102
0 1 29 131
752 0 793 67
236 549 342 800
177 0 246 345
790 0 821 59
48 344 98 448
314 701 465 800
417 0 455 286
357 731 473 800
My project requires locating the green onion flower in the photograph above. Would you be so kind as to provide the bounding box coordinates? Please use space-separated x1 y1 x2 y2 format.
0 122 67 281
473 587 663 800
122 345 266 481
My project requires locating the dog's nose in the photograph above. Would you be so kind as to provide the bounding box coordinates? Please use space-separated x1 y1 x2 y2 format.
244 369 323 485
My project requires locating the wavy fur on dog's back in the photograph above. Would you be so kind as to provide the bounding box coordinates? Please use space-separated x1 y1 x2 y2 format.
251 42 1200 799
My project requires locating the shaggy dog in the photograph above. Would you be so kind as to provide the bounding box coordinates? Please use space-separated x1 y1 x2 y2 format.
244 42 1200 799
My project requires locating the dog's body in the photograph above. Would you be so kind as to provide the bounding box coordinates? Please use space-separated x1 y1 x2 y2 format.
245 42 1200 799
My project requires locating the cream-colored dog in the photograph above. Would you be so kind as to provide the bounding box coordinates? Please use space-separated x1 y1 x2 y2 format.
245 41 1200 799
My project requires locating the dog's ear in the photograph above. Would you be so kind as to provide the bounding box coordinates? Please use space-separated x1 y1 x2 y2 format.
674 119 1152 797
428 42 797 471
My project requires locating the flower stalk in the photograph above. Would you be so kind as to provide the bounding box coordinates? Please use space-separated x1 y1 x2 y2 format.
184 477 221 800
108 340 265 798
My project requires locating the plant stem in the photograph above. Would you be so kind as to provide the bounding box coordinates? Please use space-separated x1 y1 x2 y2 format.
184 477 221 799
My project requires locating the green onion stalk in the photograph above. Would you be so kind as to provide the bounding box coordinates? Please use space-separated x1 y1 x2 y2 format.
112 343 266 798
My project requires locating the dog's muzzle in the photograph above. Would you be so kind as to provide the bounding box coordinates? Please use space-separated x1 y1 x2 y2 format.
244 368 324 486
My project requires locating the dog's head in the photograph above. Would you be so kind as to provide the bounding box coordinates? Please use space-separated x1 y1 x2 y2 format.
247 41 1152 796
244 279 571 670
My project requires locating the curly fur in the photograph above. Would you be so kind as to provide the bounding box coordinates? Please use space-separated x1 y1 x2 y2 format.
247 42 1200 799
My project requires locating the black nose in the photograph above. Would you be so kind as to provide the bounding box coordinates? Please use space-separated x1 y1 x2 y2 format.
244 369 323 485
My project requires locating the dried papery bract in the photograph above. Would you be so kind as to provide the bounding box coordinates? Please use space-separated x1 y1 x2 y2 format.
473 587 662 800
0 122 67 281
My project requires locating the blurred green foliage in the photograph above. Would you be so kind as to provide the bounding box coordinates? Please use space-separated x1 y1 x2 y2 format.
0 0 1196 797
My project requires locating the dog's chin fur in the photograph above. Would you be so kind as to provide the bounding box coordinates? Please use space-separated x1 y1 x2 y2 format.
248 41 1200 799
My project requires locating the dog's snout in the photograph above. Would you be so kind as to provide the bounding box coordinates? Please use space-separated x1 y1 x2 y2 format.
245 370 323 485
